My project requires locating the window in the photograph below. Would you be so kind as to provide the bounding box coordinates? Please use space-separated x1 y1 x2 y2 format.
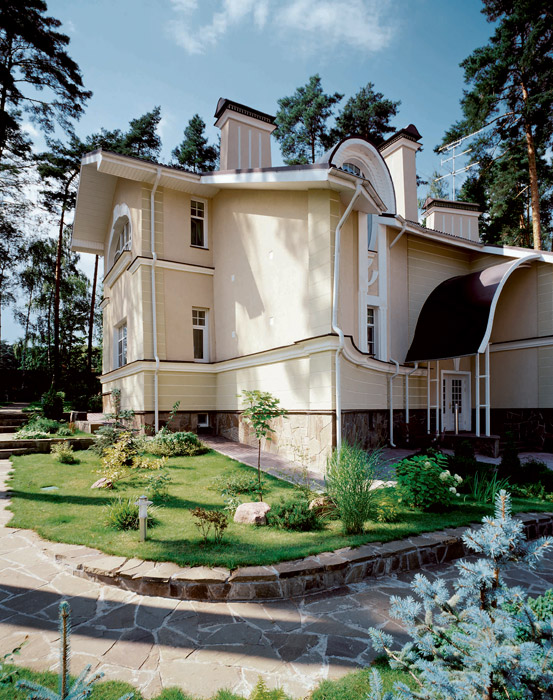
116 324 127 368
191 200 206 248
197 413 209 427
114 221 131 259
342 162 362 177
367 307 376 355
192 308 208 361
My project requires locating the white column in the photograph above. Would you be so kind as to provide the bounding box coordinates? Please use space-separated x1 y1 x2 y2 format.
485 343 490 437
475 353 480 437
427 362 431 434
435 360 440 436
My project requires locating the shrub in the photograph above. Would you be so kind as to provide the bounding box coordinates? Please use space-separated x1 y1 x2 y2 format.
266 495 321 531
148 431 207 457
326 444 379 534
104 497 158 530
132 455 167 470
191 507 228 543
372 488 401 523
511 481 548 500
209 472 264 497
41 388 64 420
498 430 522 476
463 469 510 504
145 470 173 501
90 387 135 455
50 442 79 465
517 458 553 491
99 432 138 483
367 491 553 700
395 452 462 511
87 392 103 412
16 416 64 439
249 677 289 700
529 588 553 621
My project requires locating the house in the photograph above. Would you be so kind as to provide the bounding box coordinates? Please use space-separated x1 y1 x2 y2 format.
72 97 553 471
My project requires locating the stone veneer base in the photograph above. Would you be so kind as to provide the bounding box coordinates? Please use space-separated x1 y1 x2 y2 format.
50 512 553 602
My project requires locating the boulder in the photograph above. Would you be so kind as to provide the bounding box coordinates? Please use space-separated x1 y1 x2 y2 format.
234 501 271 525
309 495 337 517
91 477 113 489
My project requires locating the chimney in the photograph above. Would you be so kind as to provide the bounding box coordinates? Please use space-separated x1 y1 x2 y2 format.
214 98 276 170
379 124 422 221
423 198 481 242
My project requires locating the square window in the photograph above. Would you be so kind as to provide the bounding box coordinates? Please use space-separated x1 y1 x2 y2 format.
191 199 206 248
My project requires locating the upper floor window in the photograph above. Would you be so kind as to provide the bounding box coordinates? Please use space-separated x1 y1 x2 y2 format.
114 221 131 260
191 199 207 248
342 162 362 177
367 307 376 355
192 308 209 361
116 323 127 368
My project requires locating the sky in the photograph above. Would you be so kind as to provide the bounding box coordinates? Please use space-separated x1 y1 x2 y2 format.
6 0 496 342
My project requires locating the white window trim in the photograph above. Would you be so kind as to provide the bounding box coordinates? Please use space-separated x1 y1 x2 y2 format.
197 413 209 427
366 306 377 355
441 370 472 432
190 197 208 249
114 321 128 369
114 221 131 260
192 308 209 362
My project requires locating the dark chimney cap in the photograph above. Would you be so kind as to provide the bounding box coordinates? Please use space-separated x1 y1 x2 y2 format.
214 98 276 125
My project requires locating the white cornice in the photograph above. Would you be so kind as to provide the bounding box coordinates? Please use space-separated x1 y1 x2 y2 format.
71 237 104 255
99 297 110 310
127 257 215 277
103 250 131 288
490 336 553 353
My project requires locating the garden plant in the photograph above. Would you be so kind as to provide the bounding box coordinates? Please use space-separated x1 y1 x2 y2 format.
367 490 553 700
395 452 462 511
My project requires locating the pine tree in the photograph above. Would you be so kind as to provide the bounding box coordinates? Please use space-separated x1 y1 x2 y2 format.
330 82 400 145
119 106 162 160
367 490 553 700
172 114 218 172
274 75 343 165
440 1 553 249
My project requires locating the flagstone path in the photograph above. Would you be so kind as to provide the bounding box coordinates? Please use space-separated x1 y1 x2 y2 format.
1 457 553 699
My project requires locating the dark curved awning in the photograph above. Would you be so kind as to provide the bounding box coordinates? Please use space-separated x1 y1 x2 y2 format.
405 255 539 363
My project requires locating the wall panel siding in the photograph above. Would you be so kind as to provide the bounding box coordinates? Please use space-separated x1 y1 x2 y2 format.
539 347 553 408
407 238 471 340
538 264 553 336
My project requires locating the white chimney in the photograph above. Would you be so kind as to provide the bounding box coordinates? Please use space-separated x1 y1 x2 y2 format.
214 98 276 171
423 198 481 242
379 124 422 221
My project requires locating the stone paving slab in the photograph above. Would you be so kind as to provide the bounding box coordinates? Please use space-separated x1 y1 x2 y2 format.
3 457 553 698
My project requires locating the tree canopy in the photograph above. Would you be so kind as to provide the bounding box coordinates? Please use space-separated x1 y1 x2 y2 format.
172 114 218 172
439 0 553 249
330 82 400 145
274 75 343 165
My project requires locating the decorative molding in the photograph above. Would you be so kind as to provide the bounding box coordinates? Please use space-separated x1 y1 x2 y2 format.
103 250 131 288
127 256 215 277
490 335 553 353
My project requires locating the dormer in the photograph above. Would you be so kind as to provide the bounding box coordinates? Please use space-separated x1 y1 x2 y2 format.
423 197 481 242
214 98 276 171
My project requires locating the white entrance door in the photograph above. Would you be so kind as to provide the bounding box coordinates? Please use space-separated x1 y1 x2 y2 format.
442 373 471 432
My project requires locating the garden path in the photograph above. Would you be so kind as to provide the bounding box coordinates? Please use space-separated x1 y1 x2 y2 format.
2 458 553 698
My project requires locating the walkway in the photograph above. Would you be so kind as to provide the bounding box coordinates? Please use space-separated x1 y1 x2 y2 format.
2 458 553 698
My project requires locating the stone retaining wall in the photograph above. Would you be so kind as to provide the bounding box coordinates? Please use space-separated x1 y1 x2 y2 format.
51 511 553 602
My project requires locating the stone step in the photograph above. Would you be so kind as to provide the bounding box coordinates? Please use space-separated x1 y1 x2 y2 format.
0 415 27 427
0 447 29 458
0 437 95 453
0 426 20 433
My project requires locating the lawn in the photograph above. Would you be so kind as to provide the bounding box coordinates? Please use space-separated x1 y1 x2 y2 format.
7 449 552 569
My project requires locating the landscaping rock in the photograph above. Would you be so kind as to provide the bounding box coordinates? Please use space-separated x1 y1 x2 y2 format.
234 501 271 525
308 495 336 517
91 477 113 489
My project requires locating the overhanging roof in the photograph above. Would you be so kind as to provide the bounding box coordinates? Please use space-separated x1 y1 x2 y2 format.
405 254 540 362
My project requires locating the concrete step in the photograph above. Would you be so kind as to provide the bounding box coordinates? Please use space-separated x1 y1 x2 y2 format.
0 415 27 427
0 447 30 458
0 426 20 433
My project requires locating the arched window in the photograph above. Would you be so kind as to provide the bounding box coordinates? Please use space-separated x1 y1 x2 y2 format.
114 220 131 259
342 162 362 177
108 203 133 268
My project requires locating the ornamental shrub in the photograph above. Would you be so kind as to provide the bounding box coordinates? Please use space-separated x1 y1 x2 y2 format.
366 491 553 700
148 431 207 457
50 442 79 465
41 388 64 420
395 452 462 511
266 495 321 531
191 507 228 543
104 496 158 531
99 431 138 483
16 416 66 439
209 471 264 497
326 444 379 534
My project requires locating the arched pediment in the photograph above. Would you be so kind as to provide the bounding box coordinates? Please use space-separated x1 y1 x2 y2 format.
322 137 396 214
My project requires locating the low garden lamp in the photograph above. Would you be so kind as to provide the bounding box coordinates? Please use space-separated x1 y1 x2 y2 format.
135 495 153 542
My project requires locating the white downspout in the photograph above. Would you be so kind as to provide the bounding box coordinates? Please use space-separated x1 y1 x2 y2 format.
332 183 363 451
405 362 419 434
151 168 162 433
388 358 400 447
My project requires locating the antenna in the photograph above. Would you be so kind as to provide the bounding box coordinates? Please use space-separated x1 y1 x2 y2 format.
435 112 516 198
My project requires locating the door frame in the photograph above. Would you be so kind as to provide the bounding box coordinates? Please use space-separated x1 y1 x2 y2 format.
441 370 471 432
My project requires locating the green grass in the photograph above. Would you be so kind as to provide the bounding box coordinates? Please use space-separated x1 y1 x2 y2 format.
7 450 552 569
0 658 412 699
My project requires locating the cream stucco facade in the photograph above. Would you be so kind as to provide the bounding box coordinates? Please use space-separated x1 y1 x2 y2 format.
72 99 553 470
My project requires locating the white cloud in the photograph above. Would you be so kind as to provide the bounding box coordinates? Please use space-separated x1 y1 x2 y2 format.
21 121 41 140
167 0 394 55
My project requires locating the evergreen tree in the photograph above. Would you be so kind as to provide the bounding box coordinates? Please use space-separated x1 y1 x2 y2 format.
274 75 343 164
330 82 400 145
367 491 553 699
172 114 218 172
0 0 91 161
440 0 553 249
119 106 162 160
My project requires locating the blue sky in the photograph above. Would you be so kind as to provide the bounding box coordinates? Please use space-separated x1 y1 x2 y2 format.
7 0 496 341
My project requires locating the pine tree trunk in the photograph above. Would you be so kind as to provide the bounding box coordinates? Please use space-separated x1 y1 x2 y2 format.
0 35 13 162
257 440 263 502
520 81 542 250
87 255 99 374
52 207 65 390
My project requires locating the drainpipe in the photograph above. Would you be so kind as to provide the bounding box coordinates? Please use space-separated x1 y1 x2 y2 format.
332 183 363 451
388 359 400 447
389 215 407 248
405 362 418 443
151 168 162 433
